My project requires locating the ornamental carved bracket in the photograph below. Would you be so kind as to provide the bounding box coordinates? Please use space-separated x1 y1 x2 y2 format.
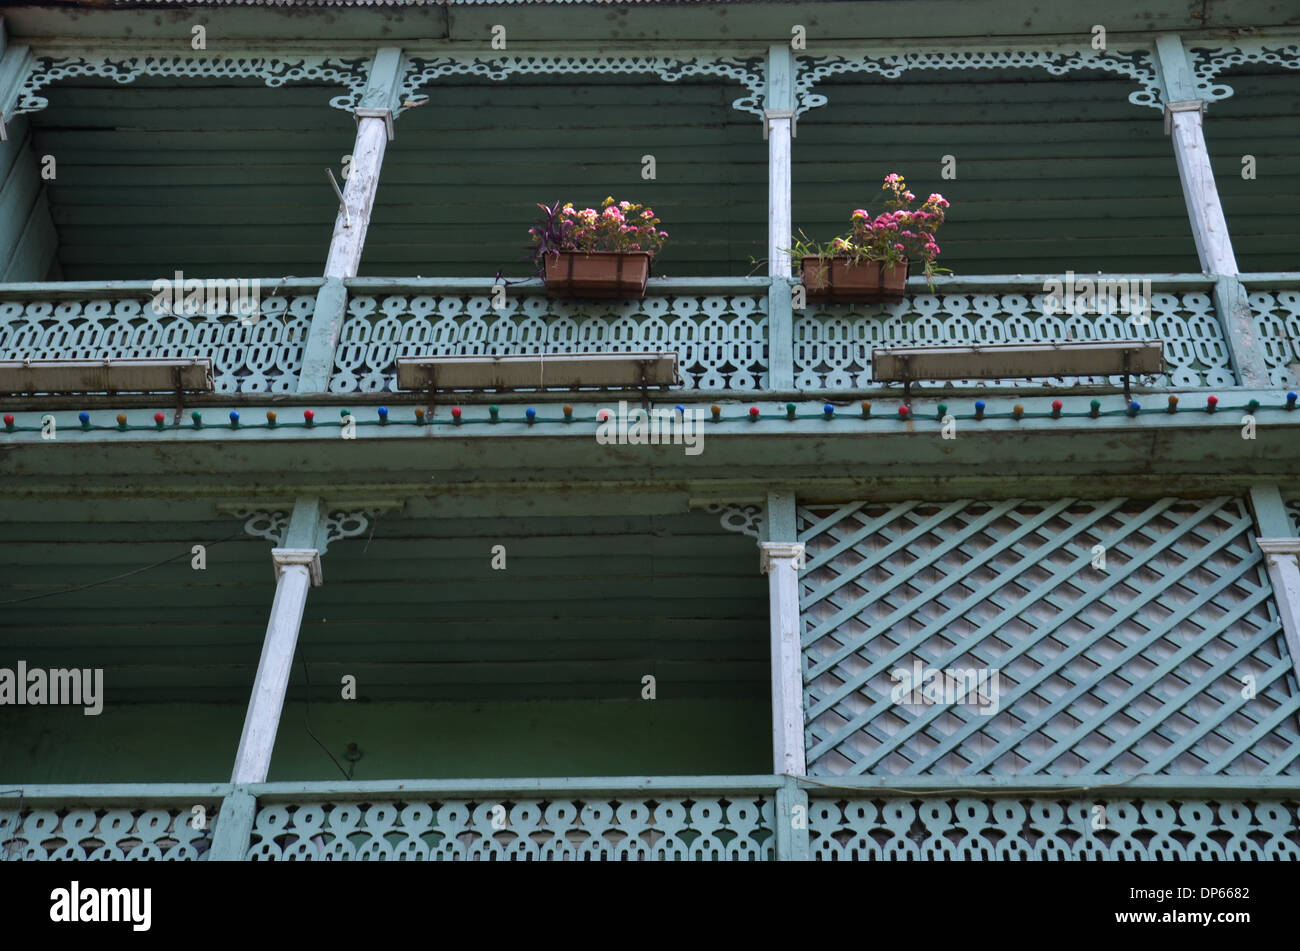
400 54 766 118
13 54 370 117
1187 44 1300 104
794 47 1163 114
705 502 764 539
228 503 399 553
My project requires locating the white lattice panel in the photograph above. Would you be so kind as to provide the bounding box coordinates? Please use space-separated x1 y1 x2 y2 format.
798 498 1300 777
331 294 769 392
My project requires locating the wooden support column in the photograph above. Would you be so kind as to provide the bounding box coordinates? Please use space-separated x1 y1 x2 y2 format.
297 276 348 394
1249 485 1300 691
1167 102 1237 274
761 490 807 776
0 21 38 143
767 279 793 391
764 46 796 391
1154 36 1270 387
764 44 795 280
299 49 405 393
1212 274 1270 388
1154 36 1237 275
774 775 811 861
323 47 405 279
1256 538 1300 691
208 786 256 861
230 498 326 785
324 115 389 279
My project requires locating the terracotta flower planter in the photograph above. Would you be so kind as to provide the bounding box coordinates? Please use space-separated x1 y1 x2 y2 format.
544 250 652 299
801 256 909 303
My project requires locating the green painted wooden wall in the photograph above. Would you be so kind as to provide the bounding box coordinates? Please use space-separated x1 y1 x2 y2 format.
0 510 769 704
366 74 766 279
0 699 770 782
1206 67 1300 273
0 115 58 281
14 67 1296 281
29 78 353 280
794 68 1199 276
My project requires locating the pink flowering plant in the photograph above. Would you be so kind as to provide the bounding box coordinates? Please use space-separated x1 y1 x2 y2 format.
530 197 668 274
791 173 950 286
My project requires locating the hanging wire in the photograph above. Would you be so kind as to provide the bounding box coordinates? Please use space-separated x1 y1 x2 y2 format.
300 655 352 781
0 530 245 606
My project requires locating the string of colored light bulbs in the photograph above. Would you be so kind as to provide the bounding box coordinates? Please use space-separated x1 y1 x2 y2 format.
3 393 1297 432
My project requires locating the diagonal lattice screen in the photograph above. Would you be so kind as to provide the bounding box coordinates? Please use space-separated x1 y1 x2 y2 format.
798 498 1300 777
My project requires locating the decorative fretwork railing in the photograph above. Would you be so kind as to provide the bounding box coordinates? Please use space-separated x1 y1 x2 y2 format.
335 278 770 394
5 778 1299 861
793 283 1232 391
807 793 1300 860
798 496 1300 778
3 274 1291 400
247 789 775 861
1286 500 1300 538
0 787 224 861
1251 281 1300 388
0 280 319 395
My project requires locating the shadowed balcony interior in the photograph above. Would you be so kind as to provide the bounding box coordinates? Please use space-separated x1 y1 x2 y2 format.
795 68 1199 275
3 67 1250 283
9 78 355 281
0 506 770 782
1201 64 1300 273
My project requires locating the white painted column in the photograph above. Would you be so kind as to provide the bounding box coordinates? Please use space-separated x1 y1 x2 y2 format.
764 43 796 280
760 541 807 775
1154 35 1238 276
324 115 390 279
766 112 794 279
1167 102 1238 275
1255 539 1300 687
230 548 322 784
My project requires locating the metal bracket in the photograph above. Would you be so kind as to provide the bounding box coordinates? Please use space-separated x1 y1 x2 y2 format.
763 108 796 139
326 168 351 229
172 367 185 425
636 359 651 411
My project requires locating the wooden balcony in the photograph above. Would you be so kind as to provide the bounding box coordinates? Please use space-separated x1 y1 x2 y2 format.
1 272 1297 406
